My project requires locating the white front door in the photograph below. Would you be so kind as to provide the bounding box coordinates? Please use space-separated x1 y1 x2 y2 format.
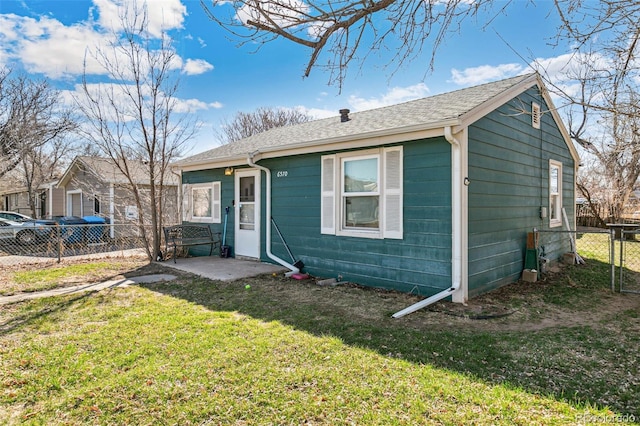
235 169 260 258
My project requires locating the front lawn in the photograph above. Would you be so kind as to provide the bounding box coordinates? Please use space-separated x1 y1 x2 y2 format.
0 258 638 424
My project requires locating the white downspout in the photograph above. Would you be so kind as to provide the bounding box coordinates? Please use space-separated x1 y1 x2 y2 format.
247 151 300 277
392 126 463 318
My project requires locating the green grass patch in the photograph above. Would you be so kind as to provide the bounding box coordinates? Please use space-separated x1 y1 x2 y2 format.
1 263 636 425
1 259 149 295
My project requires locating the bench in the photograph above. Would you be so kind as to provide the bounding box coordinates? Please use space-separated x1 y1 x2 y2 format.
163 225 221 263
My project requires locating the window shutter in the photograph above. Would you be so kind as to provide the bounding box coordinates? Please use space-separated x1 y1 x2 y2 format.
321 155 336 234
383 147 403 239
212 182 221 223
182 184 191 222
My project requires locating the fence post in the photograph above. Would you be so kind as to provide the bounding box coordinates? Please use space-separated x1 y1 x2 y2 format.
56 225 62 263
618 229 624 293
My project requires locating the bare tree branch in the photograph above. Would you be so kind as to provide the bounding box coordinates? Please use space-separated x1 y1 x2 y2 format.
216 106 312 144
75 3 197 260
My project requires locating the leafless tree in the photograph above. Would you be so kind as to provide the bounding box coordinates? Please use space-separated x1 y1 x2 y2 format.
0 69 76 180
201 0 503 87
216 106 312 144
17 138 77 218
535 1 640 225
75 5 197 261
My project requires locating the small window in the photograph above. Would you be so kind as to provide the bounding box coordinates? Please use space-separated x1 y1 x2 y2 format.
184 182 221 223
549 160 562 227
532 102 541 129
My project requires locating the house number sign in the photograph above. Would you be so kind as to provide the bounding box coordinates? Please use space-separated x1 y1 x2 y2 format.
276 171 288 177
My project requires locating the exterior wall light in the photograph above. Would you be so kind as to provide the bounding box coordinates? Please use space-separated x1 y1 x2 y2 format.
224 167 234 176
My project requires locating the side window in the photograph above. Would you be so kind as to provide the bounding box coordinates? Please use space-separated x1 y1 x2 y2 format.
184 182 221 223
342 155 380 230
549 160 562 227
93 195 101 215
321 147 402 239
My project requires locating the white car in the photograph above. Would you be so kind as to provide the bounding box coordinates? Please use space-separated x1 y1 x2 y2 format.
0 211 33 222
0 216 56 245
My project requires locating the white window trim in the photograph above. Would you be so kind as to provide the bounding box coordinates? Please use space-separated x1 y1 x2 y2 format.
184 182 221 223
66 189 83 217
321 147 403 240
338 151 382 238
549 160 562 228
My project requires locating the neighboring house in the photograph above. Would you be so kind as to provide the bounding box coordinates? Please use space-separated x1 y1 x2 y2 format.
0 180 65 218
57 156 180 235
172 73 579 308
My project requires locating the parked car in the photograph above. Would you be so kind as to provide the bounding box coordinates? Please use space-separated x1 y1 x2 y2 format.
0 211 33 222
0 216 56 245
0 211 58 227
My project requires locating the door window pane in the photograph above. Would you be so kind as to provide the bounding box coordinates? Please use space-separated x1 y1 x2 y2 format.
240 177 255 202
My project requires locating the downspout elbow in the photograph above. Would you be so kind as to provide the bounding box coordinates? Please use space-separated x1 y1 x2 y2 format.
444 125 459 146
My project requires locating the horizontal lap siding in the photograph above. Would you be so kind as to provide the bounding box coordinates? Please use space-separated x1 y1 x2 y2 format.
182 168 232 257
266 139 452 296
467 87 575 297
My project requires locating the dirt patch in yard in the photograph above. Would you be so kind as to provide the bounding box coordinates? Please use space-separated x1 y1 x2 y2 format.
2 257 638 334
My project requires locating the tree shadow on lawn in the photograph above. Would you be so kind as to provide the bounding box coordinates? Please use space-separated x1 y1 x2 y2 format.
136 260 638 418
0 292 94 336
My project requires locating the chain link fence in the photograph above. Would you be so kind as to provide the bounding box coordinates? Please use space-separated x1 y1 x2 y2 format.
0 222 175 266
618 230 640 294
537 226 640 294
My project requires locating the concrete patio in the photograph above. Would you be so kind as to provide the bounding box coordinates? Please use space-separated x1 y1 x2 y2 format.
160 256 286 281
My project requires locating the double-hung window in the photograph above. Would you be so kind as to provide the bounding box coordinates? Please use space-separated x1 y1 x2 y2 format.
183 182 221 223
549 160 562 227
321 147 402 239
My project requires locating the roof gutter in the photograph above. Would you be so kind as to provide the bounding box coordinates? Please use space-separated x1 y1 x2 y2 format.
393 126 463 318
247 151 300 277
175 120 460 171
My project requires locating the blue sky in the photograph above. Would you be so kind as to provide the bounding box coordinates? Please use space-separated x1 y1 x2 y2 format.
0 0 574 155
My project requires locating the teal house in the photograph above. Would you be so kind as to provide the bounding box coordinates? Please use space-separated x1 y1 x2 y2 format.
173 73 579 316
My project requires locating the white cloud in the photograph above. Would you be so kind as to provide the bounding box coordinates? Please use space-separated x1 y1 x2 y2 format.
236 0 308 29
0 0 190 79
348 83 431 111
0 14 111 78
182 58 214 75
93 0 186 38
450 63 524 86
63 83 222 118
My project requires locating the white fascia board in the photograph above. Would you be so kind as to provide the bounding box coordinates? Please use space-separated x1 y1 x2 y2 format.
458 74 539 129
175 121 458 173
458 74 580 166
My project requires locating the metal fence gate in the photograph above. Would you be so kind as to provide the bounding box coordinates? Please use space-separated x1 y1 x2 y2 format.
619 230 640 294
536 227 640 294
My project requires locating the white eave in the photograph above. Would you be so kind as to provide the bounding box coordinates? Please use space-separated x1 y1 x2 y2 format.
175 119 461 172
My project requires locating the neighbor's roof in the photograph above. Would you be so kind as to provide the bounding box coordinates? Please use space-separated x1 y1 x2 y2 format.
58 156 179 187
175 73 569 169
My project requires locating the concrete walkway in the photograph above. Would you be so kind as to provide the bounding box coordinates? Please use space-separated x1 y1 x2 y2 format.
160 256 286 281
0 274 177 305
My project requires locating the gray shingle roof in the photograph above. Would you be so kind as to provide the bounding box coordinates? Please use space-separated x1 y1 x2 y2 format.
176 73 536 167
60 156 179 186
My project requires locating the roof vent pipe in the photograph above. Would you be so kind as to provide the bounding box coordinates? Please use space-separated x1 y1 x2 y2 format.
339 109 350 122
